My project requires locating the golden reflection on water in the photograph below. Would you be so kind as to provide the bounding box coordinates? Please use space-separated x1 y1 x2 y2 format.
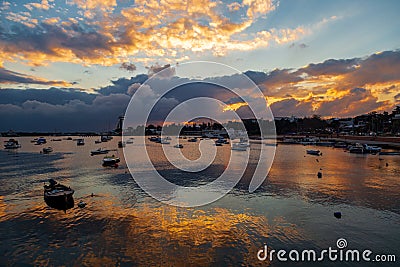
24 190 305 266
1 137 400 266
0 196 6 222
76 201 278 266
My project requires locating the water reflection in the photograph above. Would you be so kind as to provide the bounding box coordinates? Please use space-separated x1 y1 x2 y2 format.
0 137 399 266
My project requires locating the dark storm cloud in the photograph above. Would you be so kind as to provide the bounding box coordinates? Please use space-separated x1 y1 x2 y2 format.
1 49 399 131
270 98 314 117
0 21 111 61
0 67 70 85
0 94 130 132
97 74 148 95
0 87 96 105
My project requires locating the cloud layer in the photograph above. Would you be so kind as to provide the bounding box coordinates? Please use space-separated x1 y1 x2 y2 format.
0 50 399 131
0 0 334 67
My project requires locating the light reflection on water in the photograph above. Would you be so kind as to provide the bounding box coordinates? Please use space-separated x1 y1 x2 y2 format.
0 137 399 266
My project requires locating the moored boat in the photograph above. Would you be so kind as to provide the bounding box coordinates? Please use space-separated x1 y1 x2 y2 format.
160 139 170 144
349 143 364 154
149 136 159 142
118 141 126 148
4 139 21 149
35 137 47 145
43 179 74 210
77 138 85 146
364 145 382 154
102 155 120 167
174 144 183 148
306 149 321 156
231 143 247 151
91 148 109 156
42 147 53 154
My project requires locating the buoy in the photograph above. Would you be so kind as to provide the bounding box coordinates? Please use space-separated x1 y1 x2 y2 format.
78 201 86 208
317 172 322 178
334 212 342 219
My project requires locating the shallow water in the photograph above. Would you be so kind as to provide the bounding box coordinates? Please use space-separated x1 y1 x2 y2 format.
0 137 399 266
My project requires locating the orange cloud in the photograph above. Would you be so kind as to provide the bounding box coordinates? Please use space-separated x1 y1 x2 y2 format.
0 0 329 67
223 102 248 111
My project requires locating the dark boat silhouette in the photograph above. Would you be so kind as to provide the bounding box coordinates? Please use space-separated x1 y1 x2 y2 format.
44 179 74 210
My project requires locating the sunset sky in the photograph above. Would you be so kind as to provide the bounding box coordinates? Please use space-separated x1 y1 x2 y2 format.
1 0 400 131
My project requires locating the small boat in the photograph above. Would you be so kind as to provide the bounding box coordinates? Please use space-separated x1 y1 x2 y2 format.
66 137 73 140
77 201 87 208
44 179 74 210
160 139 170 144
215 138 226 144
118 141 126 148
215 142 223 146
149 136 159 142
235 141 250 147
102 155 120 167
306 149 321 156
94 140 102 144
31 138 38 143
77 139 85 146
101 136 112 142
364 145 382 154
349 143 364 154
42 147 53 154
334 212 342 219
35 137 47 145
379 151 400 156
91 148 109 156
126 138 134 144
188 138 198 142
231 143 247 151
174 144 183 148
4 139 21 149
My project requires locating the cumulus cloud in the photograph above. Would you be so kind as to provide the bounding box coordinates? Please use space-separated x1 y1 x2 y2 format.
127 83 141 95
